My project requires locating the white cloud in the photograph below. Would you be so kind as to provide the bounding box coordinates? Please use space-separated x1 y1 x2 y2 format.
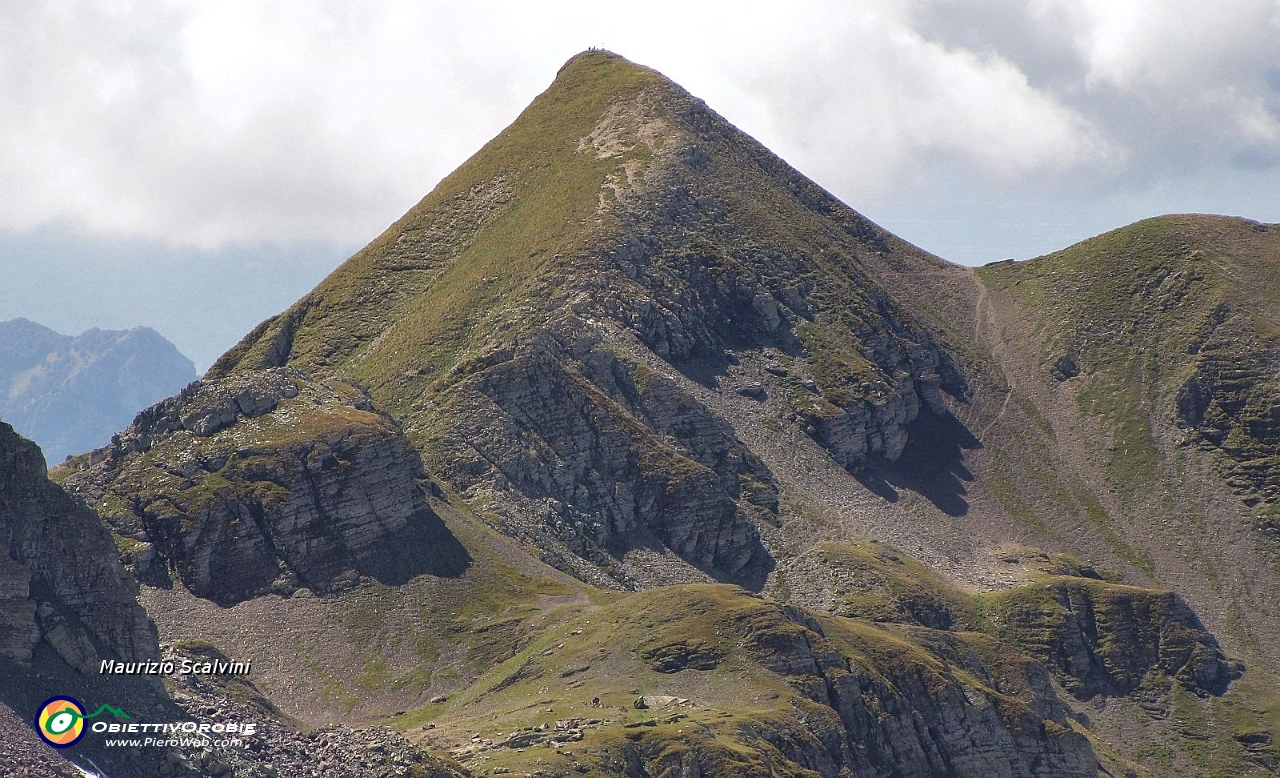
1021 0 1280 171
1043 0 1279 91
0 0 1275 253
724 4 1117 196
0 1 543 247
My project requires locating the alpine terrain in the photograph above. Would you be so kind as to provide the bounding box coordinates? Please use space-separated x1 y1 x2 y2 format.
4 50 1280 777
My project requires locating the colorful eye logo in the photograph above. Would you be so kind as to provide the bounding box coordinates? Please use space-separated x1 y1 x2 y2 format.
35 696 86 747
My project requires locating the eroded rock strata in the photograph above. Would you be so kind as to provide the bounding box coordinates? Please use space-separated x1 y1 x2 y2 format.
60 368 468 605
0 421 157 672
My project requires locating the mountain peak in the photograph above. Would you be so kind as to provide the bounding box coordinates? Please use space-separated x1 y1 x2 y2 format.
211 48 934 375
556 47 645 73
209 52 968 589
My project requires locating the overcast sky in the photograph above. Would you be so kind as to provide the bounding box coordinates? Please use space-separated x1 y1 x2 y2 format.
2 1 1278 371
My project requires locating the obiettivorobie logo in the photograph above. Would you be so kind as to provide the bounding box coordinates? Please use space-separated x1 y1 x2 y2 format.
34 696 130 748
35 694 259 751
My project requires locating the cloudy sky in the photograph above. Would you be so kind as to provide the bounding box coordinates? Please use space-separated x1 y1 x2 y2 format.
2 1 1278 370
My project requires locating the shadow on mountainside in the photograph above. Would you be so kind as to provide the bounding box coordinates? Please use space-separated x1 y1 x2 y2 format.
667 350 981 518
601 523 775 593
135 487 472 607
855 409 982 517
356 498 473 586
669 353 730 389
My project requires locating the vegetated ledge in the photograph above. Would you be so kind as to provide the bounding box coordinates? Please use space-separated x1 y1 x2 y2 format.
399 562 1253 777
408 583 1104 778
787 541 1243 705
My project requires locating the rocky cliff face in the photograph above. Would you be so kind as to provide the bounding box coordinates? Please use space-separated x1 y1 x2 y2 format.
428 327 777 589
783 544 1245 704
0 420 157 672
0 318 197 463
733 605 1098 778
59 368 468 605
984 577 1242 702
1175 307 1280 501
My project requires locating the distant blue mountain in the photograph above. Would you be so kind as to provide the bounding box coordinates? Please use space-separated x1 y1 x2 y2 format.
0 318 196 463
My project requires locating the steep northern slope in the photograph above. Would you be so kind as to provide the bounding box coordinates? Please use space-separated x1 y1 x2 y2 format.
0 318 197 462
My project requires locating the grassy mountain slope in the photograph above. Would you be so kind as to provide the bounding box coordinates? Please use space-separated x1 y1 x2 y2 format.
979 216 1280 499
387 559 1278 778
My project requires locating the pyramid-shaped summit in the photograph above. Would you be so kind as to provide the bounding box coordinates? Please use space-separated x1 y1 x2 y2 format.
209 49 972 590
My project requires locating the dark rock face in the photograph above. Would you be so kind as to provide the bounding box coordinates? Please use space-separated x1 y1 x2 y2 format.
1174 311 1280 501
609 589 1098 778
432 335 775 590
0 318 197 463
59 369 468 605
743 619 1099 778
1051 356 1079 381
988 578 1242 701
579 84 967 472
0 421 157 672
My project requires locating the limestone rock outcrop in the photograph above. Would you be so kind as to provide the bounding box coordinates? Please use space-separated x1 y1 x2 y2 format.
430 328 778 590
738 611 1100 778
59 368 468 605
0 420 157 671
984 578 1242 701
